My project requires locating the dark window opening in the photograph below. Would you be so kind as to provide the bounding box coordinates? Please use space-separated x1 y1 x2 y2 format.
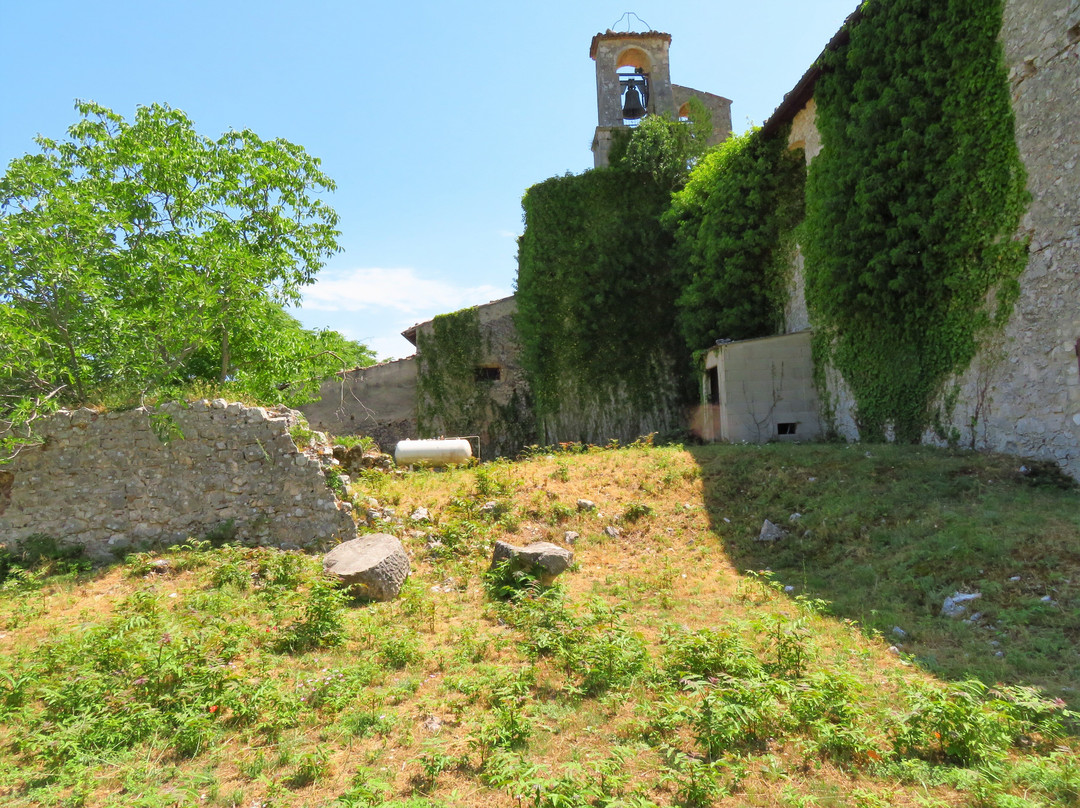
706 367 720 405
777 422 797 435
475 366 501 382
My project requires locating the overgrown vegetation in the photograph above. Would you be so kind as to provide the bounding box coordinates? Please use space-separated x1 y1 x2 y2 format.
0 101 373 460
802 0 1029 442
1 443 1077 807
516 166 687 444
415 306 534 459
665 127 805 351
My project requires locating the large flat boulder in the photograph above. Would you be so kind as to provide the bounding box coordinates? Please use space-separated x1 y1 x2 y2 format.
323 532 410 601
491 540 573 585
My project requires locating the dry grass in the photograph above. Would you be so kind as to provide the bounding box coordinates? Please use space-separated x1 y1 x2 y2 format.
0 442 1077 807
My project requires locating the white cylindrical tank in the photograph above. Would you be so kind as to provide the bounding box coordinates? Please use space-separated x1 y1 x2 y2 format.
394 438 473 466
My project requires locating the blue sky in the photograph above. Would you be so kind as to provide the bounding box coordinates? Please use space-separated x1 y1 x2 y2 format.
2 0 858 360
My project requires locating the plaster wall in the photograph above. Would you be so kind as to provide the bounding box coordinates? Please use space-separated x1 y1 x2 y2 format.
300 356 418 451
0 401 356 561
696 331 821 443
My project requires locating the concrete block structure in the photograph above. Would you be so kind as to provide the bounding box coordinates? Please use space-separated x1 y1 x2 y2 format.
694 331 821 443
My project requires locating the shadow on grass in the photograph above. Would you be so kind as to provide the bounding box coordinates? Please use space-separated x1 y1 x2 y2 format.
687 441 1080 706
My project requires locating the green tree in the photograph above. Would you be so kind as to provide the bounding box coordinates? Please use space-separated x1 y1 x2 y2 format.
611 98 713 191
1 101 366 441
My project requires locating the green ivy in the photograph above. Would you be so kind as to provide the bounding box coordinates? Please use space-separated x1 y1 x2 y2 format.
416 307 486 440
516 167 687 443
415 306 534 459
802 0 1029 442
665 127 806 351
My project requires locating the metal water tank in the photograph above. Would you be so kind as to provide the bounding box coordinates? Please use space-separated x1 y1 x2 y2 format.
394 438 473 466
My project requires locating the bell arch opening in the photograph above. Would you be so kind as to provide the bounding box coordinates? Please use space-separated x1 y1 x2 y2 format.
615 48 652 126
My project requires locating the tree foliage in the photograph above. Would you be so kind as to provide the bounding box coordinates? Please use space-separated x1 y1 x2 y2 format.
612 99 713 191
0 101 371 446
802 0 1029 442
665 127 805 351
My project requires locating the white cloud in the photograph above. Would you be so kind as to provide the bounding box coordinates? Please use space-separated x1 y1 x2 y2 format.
301 267 510 318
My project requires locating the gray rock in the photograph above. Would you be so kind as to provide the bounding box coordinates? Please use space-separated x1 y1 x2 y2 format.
604 526 622 538
941 591 982 618
323 533 410 601
577 499 596 511
491 540 573 584
756 519 786 542
410 507 430 523
564 531 580 545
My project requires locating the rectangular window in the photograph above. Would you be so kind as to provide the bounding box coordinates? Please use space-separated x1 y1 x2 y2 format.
707 367 720 405
777 422 797 435
475 366 501 382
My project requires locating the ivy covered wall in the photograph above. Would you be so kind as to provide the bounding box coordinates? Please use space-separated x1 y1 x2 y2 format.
665 127 806 351
415 298 534 460
516 167 689 445
801 0 1030 443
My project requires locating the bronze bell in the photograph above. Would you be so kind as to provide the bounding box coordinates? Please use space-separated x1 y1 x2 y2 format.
622 84 647 120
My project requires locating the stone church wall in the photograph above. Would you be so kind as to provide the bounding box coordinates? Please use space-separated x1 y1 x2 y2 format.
0 400 357 561
778 0 1080 475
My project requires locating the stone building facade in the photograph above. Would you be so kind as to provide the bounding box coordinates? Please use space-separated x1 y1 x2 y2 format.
301 297 531 460
762 0 1080 475
0 401 356 561
300 356 418 452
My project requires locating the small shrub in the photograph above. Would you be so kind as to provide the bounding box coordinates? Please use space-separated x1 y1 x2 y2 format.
622 502 656 523
890 681 1012 766
274 577 349 654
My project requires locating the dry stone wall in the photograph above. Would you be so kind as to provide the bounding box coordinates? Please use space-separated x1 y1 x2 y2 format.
0 400 357 561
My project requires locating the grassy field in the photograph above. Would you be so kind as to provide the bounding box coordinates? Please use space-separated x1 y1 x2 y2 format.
0 441 1077 807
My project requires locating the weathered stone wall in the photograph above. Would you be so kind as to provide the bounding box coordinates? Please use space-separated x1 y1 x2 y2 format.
300 356 418 452
940 0 1080 474
0 400 357 561
779 0 1080 475
415 296 534 460
672 85 733 146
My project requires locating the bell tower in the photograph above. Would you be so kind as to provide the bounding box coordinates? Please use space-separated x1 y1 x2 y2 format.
590 29 675 168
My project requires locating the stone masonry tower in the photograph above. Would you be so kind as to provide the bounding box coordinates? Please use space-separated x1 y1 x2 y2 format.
591 31 674 168
590 29 733 168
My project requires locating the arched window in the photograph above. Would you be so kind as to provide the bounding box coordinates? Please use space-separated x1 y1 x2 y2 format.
616 47 652 125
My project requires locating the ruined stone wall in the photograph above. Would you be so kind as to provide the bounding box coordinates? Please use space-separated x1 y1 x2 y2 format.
779 0 1080 474
672 85 733 146
300 356 418 452
0 400 357 561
